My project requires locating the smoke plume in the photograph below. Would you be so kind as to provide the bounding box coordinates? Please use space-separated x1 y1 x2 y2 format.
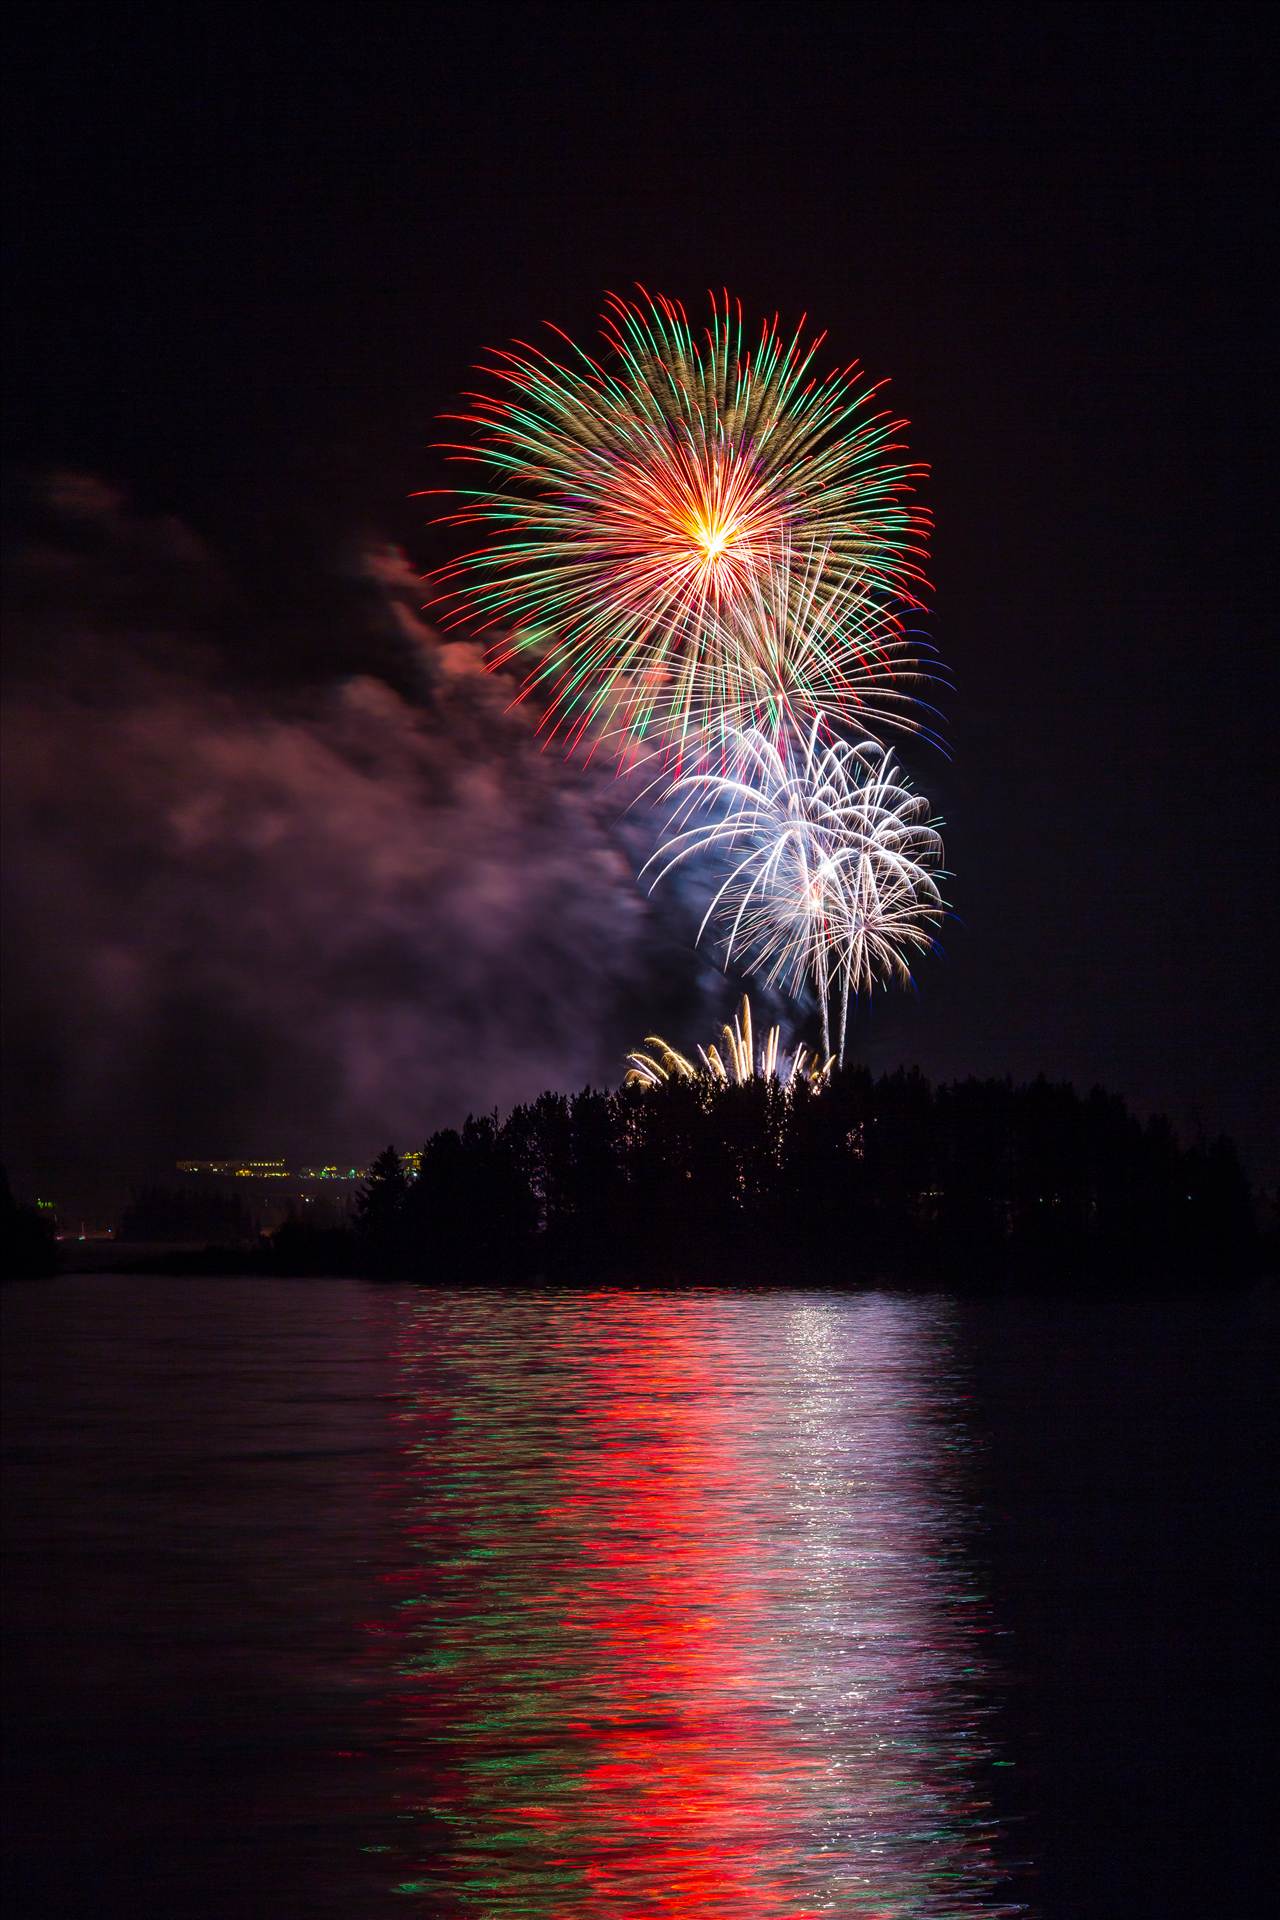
1 478 713 1209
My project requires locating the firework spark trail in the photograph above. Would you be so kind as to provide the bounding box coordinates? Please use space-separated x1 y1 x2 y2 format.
427 289 931 758
644 719 946 1062
625 996 832 1090
596 536 946 773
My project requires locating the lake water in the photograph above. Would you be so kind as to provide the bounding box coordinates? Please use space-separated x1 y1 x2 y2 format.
1 1279 1271 1917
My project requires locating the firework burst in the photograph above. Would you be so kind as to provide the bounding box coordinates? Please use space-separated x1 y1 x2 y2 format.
645 719 946 1061
625 995 832 1090
436 289 951 1065
429 289 930 756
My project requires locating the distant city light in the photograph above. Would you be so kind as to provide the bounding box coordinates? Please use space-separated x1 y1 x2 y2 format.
176 1154 418 1181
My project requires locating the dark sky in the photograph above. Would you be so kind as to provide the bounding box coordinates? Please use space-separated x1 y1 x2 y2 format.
3 3 1276 1203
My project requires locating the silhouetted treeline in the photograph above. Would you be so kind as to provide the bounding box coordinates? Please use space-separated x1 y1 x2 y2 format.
341 1070 1257 1288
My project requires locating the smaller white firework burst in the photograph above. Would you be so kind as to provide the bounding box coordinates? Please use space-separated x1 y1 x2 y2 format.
645 717 946 1061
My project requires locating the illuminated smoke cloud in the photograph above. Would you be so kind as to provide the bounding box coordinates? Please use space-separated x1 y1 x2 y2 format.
0 478 707 1200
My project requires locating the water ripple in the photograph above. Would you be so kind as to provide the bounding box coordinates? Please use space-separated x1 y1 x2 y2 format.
375 1288 1024 1916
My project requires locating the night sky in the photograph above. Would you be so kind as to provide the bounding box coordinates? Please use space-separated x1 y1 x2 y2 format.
4 4 1275 1210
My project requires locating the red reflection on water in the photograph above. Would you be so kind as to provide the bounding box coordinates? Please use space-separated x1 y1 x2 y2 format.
375 1291 1023 1918
530 1295 820 1916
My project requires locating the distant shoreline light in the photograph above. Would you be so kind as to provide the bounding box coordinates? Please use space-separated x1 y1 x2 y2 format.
174 1155 420 1181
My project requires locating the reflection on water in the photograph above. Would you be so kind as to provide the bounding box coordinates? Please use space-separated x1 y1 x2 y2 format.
379 1291 1022 1915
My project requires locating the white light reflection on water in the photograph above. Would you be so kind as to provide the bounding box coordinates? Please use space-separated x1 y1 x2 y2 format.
376 1289 1025 1916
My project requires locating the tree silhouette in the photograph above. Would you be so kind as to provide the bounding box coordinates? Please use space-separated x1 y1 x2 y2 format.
262 1076 1258 1290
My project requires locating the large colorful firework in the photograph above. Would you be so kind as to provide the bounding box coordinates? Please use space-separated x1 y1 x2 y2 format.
645 720 946 1062
434 289 950 1068
429 289 930 757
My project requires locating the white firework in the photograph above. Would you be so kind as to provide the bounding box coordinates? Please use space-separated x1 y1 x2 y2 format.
645 717 945 1062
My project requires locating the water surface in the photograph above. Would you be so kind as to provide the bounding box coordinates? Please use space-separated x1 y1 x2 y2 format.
2 1278 1270 1915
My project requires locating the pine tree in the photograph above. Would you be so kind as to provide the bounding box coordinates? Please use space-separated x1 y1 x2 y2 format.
355 1145 409 1270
